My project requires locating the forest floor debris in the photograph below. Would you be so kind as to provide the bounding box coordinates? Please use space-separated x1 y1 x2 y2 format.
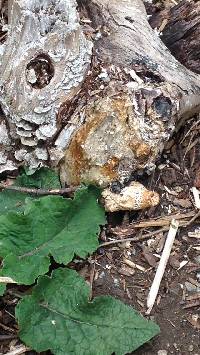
1 114 200 355
91 114 200 354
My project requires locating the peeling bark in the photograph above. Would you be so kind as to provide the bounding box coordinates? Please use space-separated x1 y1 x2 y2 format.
0 0 200 187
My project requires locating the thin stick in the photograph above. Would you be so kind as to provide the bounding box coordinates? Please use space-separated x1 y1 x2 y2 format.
0 321 16 333
104 209 198 248
146 219 179 314
0 185 78 196
111 210 196 233
180 117 200 144
98 227 168 248
89 261 96 301
183 300 200 309
0 334 18 341
185 210 200 226
7 289 23 299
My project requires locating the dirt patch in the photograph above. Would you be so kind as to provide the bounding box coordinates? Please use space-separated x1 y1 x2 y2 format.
90 116 200 354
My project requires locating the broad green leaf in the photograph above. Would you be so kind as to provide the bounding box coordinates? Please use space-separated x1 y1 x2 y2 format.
0 283 6 296
16 268 159 355
0 186 105 284
16 167 61 189
0 190 28 215
0 168 61 215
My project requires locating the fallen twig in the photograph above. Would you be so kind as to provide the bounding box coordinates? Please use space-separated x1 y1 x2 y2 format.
0 185 78 196
183 300 200 309
181 118 200 143
184 210 200 226
0 321 16 333
186 293 200 301
89 260 96 301
111 210 197 236
100 211 199 248
146 219 179 314
0 334 18 341
123 258 146 272
99 227 167 248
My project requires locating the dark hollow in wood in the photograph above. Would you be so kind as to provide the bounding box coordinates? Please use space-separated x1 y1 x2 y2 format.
26 54 55 89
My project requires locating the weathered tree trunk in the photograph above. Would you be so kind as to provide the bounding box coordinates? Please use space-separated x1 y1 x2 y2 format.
149 0 200 74
0 0 200 187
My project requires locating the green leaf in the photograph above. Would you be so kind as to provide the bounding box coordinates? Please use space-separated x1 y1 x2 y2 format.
16 268 159 355
0 186 105 284
0 283 6 296
0 190 28 215
16 167 61 189
0 168 61 215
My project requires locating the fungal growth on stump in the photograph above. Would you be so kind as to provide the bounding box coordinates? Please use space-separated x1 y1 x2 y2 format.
0 0 200 210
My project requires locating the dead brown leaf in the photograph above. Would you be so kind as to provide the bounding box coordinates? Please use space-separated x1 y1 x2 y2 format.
142 246 157 267
187 314 200 329
173 198 192 208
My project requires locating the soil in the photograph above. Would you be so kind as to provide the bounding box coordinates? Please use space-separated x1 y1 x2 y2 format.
1 0 200 354
91 116 200 354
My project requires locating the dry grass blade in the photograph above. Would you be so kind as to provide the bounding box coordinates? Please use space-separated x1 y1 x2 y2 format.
5 345 29 355
192 187 200 209
0 276 16 284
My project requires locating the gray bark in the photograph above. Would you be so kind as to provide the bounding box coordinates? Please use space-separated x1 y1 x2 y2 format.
0 0 200 186
0 0 92 172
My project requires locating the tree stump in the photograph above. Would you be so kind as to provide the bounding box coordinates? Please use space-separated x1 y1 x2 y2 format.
0 0 200 187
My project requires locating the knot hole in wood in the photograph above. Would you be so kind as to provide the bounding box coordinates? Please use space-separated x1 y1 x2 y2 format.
26 54 54 89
